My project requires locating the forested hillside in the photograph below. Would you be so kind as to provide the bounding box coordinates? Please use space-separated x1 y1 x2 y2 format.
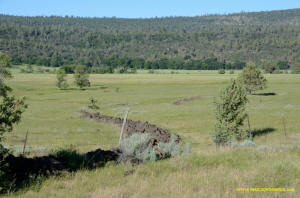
0 8 299 69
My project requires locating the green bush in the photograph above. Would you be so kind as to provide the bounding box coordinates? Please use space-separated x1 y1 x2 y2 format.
56 68 68 89
218 69 225 74
120 133 156 161
88 97 100 110
212 80 248 146
73 65 90 89
237 62 267 94
120 133 190 163
148 69 155 74
157 134 180 158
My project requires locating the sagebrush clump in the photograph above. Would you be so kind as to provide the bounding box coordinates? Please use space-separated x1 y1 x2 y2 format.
120 133 190 163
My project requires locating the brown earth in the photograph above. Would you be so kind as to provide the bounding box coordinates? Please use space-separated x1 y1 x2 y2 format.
80 110 180 145
2 110 180 192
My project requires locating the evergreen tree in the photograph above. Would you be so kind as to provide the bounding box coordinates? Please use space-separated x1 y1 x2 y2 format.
263 61 276 74
0 53 27 192
238 62 267 94
56 68 68 89
73 65 90 89
0 53 27 141
212 80 248 145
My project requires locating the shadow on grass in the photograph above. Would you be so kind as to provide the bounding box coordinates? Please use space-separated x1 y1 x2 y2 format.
253 92 276 96
252 128 276 137
3 148 119 193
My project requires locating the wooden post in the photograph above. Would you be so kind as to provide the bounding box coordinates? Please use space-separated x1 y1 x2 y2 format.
22 129 29 155
119 108 129 147
247 114 252 138
282 117 287 141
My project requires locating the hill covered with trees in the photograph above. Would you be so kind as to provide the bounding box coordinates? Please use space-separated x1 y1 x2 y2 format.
0 8 299 70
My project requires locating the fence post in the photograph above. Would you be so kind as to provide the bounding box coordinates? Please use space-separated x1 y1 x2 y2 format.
119 108 129 147
22 129 29 155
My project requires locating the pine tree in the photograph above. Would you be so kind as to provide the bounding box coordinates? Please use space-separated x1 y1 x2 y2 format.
56 68 68 89
212 80 248 145
0 53 27 141
73 65 90 90
238 62 267 94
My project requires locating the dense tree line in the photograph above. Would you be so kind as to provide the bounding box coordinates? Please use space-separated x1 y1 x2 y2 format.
0 9 299 69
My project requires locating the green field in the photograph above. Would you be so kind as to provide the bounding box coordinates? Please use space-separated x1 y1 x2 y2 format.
3 72 300 197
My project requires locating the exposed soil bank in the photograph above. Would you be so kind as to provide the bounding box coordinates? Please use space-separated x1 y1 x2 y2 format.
2 111 180 193
80 110 180 145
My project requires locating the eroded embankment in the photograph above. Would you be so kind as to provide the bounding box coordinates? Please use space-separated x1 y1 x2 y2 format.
3 110 180 192
80 110 180 145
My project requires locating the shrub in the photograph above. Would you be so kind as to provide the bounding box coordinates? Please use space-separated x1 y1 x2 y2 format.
148 69 155 74
273 70 283 74
218 69 225 74
88 97 99 110
56 68 68 89
237 62 267 94
120 133 190 163
74 65 90 89
116 67 127 74
157 134 181 158
120 133 156 162
263 61 276 74
127 68 137 74
212 80 248 146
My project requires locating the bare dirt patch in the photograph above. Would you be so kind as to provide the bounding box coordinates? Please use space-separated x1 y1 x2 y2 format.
80 110 180 145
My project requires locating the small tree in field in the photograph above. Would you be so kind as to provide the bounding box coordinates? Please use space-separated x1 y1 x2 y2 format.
74 65 90 89
291 61 300 74
263 61 276 74
212 80 248 146
238 62 267 94
56 68 68 89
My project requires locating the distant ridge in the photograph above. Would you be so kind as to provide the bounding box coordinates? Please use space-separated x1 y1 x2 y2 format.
0 8 299 68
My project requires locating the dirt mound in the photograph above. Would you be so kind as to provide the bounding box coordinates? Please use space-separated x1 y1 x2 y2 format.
173 95 212 105
80 110 180 144
4 149 118 190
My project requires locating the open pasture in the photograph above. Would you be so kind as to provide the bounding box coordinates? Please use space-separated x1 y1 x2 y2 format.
3 72 300 197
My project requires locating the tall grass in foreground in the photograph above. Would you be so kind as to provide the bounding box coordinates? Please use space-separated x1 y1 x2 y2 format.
4 147 300 198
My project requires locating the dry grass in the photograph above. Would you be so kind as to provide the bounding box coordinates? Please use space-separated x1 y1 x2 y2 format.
2 71 300 197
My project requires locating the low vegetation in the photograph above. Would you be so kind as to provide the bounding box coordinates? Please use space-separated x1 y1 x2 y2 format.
212 80 248 145
0 51 299 197
238 62 267 94
73 65 90 89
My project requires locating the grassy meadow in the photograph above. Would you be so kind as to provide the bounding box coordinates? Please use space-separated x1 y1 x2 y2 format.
2 70 300 197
